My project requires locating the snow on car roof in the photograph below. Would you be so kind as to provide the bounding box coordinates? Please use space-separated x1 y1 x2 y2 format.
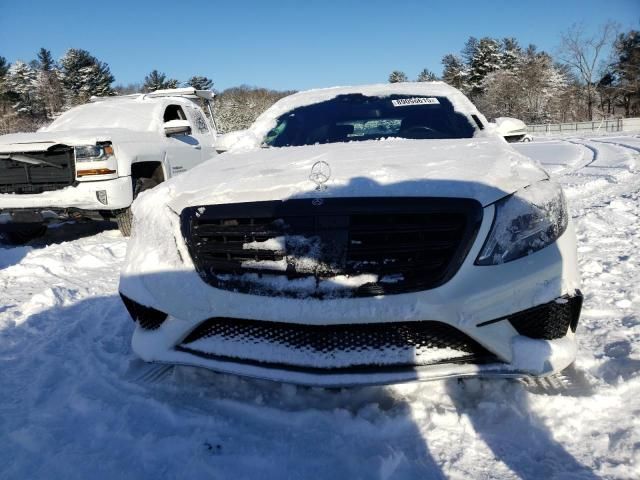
241 82 490 149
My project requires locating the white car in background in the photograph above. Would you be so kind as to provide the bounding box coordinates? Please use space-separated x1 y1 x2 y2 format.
494 117 533 143
0 88 218 242
119 82 582 387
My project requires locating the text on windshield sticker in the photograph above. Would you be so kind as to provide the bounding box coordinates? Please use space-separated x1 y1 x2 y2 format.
391 97 440 107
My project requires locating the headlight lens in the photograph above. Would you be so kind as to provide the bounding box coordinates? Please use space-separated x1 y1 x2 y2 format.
476 181 568 265
74 144 114 162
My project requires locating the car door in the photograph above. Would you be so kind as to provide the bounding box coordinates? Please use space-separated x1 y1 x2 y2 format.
163 103 202 177
184 104 217 163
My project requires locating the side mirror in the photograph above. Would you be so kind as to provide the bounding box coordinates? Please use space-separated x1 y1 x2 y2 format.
164 119 192 137
214 129 248 153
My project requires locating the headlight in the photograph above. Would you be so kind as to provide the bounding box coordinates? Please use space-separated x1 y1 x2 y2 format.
476 181 568 265
74 144 114 162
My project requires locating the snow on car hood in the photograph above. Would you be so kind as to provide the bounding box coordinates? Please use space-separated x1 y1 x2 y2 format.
0 128 159 153
165 137 548 212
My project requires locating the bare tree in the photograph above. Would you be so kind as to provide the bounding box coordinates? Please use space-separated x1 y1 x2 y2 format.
557 21 618 120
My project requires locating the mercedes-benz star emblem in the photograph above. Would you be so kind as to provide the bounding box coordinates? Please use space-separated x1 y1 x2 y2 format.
309 160 331 191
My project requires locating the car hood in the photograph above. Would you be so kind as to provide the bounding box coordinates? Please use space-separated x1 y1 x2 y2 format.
166 137 548 211
0 128 157 153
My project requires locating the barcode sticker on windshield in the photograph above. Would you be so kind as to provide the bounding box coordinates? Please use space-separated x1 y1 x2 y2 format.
391 97 440 107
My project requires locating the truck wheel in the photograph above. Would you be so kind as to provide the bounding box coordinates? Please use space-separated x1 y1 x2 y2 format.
116 177 158 237
1 225 48 245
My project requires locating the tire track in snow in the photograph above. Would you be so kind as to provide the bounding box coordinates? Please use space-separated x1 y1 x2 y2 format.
591 137 640 154
560 138 598 171
553 138 639 213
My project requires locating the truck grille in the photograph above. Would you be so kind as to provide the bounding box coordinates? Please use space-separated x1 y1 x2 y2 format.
0 146 76 194
181 198 483 298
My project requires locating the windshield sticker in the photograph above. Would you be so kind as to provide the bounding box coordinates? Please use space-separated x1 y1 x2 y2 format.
391 97 440 107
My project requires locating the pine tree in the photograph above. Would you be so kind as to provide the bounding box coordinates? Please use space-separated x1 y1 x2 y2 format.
388 71 408 83
143 70 166 92
441 54 468 91
30 48 64 118
186 75 214 90
501 38 522 71
60 48 114 103
468 37 503 97
461 37 479 64
0 57 9 78
79 62 114 97
37 48 55 72
143 70 179 92
4 61 41 115
416 68 438 82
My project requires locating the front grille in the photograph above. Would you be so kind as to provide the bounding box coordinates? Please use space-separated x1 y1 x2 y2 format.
181 198 482 298
177 317 498 371
0 145 76 194
508 293 583 340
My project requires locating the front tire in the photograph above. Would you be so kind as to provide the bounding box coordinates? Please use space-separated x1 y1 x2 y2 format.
116 177 158 237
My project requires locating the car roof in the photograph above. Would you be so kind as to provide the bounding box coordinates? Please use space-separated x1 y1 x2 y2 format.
246 82 488 144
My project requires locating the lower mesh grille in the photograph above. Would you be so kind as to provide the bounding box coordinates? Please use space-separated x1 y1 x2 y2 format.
508 293 583 340
177 318 498 371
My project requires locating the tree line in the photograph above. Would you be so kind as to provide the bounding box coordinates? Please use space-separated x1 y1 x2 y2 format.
1 23 638 135
389 23 639 124
0 48 291 134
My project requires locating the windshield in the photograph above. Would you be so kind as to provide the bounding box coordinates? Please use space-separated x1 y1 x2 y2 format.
45 101 158 132
263 94 476 147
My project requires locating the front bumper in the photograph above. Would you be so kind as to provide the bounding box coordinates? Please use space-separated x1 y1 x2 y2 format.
0 176 133 211
119 200 582 387
121 292 582 387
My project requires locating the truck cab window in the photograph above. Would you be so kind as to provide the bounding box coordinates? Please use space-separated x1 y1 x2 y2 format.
164 105 187 122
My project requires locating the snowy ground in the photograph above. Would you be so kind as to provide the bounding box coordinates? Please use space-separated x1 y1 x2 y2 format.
1 134 639 479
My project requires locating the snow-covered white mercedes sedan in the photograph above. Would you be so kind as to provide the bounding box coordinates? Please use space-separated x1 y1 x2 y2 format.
119 82 582 387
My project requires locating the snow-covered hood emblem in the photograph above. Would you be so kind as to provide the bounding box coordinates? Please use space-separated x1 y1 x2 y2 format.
165 138 549 212
309 160 331 191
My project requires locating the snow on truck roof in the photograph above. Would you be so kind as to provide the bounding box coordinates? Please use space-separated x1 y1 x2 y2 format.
44 88 215 133
45 100 161 132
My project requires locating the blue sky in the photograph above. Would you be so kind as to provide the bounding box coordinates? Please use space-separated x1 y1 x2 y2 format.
1 0 638 91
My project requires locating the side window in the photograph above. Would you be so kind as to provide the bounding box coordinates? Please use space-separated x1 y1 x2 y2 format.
189 108 210 135
163 104 187 122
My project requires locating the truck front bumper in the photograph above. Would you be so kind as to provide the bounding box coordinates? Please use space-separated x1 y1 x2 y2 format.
0 176 133 212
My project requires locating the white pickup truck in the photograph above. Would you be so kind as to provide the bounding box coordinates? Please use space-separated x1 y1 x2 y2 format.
0 88 218 242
